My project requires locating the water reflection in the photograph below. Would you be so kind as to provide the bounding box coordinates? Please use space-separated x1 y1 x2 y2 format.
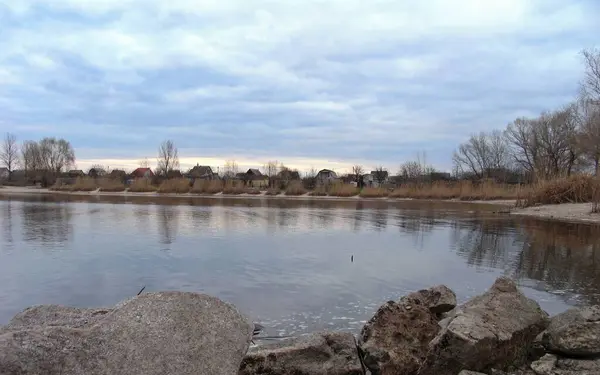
1 195 600 335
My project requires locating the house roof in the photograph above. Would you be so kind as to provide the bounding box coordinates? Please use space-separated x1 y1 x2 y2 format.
68 170 85 175
370 170 389 177
0 167 8 172
317 169 337 177
131 167 154 178
277 169 300 179
109 169 127 176
247 168 262 176
188 165 213 177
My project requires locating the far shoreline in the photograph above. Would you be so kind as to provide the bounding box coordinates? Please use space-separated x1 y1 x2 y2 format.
2 186 599 225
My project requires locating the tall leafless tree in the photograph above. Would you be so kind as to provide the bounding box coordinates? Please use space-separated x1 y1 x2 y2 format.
576 99 600 174
1 133 19 180
352 165 364 186
157 140 179 176
263 161 278 187
223 160 239 178
582 48 600 103
139 158 151 168
39 138 76 173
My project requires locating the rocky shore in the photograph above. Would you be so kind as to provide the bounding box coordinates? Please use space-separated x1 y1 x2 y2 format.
1 278 598 375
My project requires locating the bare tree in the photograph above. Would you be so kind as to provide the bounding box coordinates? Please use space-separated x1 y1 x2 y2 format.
21 140 41 173
576 99 600 174
38 138 76 173
582 48 600 102
223 160 239 178
372 166 388 186
1 133 19 180
157 140 179 176
352 165 364 187
139 158 151 168
263 160 279 187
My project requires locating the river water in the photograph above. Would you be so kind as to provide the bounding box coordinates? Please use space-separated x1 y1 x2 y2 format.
1 195 599 337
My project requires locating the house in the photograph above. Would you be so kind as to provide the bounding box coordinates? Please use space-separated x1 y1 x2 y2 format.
130 167 154 179
0 167 8 181
108 169 127 183
365 170 390 187
87 168 107 179
274 168 301 188
187 165 214 180
67 170 85 178
166 170 183 179
244 168 268 188
316 169 338 185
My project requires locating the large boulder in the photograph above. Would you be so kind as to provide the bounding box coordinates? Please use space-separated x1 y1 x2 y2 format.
0 292 254 375
536 305 600 358
239 331 363 375
426 277 549 375
530 354 600 375
405 285 457 315
358 288 443 375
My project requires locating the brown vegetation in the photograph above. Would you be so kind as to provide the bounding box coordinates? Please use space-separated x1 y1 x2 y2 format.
97 178 126 192
285 181 307 196
222 180 246 195
265 187 281 196
51 177 97 192
157 178 191 194
516 175 598 207
328 183 359 197
128 178 157 193
191 180 223 194
359 187 389 198
389 181 524 201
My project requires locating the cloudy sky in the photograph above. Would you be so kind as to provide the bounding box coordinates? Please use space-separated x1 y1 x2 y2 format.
1 1 598 173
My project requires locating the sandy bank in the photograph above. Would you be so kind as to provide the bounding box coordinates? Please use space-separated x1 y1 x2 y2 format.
511 202 600 225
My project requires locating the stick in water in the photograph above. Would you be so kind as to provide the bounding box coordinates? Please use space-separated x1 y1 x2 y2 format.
137 285 146 296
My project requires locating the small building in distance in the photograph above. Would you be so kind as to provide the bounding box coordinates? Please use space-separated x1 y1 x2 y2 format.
316 169 338 185
130 167 154 179
186 165 215 181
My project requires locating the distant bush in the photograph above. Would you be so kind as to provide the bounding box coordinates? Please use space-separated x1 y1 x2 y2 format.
129 178 157 193
222 180 246 195
191 179 223 194
309 185 328 196
157 178 191 194
389 181 524 201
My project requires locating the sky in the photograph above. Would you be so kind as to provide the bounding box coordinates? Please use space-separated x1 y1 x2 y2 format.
1 0 599 174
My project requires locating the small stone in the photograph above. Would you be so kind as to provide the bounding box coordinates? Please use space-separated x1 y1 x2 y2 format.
530 354 557 375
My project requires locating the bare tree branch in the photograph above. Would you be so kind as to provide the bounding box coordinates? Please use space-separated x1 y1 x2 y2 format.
157 140 179 176
1 133 19 179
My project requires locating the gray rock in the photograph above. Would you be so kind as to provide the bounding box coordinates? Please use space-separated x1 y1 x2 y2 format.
530 354 557 375
530 355 600 375
458 371 487 375
239 331 363 375
358 298 440 375
426 277 549 375
405 285 457 315
0 292 253 375
537 305 600 358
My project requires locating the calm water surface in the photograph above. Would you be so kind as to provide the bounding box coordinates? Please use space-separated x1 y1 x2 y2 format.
1 195 599 337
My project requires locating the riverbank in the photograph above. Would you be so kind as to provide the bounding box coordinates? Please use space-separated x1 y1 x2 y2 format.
1 277 597 374
511 202 600 225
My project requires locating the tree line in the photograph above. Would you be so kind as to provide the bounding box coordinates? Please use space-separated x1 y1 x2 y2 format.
453 48 600 182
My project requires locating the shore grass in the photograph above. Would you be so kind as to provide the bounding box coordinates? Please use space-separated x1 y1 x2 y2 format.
129 178 157 193
98 178 126 192
360 187 389 198
157 178 191 194
517 175 598 208
191 180 223 194
222 180 246 195
265 187 281 196
285 181 307 196
328 183 359 197
389 181 524 201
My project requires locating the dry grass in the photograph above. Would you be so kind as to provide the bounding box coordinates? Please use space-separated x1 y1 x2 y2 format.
593 178 600 214
265 187 281 196
517 175 596 208
328 183 359 197
359 187 389 198
191 180 223 194
309 185 328 196
98 178 126 192
54 177 98 192
285 181 307 196
245 188 262 195
129 178 157 193
389 181 524 201
157 178 191 194
222 180 246 195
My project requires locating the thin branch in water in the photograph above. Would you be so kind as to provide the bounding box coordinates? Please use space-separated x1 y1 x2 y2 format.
137 285 146 296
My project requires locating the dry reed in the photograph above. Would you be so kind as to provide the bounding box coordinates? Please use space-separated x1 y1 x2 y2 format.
328 183 359 197
157 178 191 194
359 187 389 198
389 181 523 201
265 187 281 196
191 180 223 194
517 175 595 207
222 180 246 195
285 181 307 196
98 178 126 192
129 178 157 192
